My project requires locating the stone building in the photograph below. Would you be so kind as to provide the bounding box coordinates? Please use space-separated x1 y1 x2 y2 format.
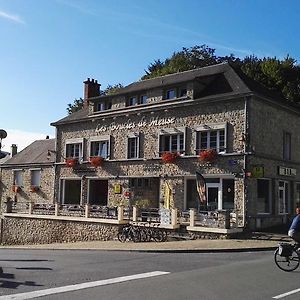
48 62 300 230
0 138 55 210
1 62 300 231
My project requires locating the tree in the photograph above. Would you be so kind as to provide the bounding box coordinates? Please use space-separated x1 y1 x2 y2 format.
67 83 124 115
142 45 300 104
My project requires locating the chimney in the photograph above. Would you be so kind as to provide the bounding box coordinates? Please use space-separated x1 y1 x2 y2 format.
11 144 17 157
83 78 101 108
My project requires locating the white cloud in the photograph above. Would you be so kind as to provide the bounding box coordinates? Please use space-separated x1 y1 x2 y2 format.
0 129 54 153
0 10 25 24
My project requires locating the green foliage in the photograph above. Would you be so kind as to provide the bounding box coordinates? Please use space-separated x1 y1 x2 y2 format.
66 83 124 115
142 45 300 104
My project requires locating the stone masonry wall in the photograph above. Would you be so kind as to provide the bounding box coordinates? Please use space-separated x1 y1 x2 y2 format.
1 216 119 245
0 166 55 213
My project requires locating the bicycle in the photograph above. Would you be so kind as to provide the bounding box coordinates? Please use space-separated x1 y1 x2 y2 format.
274 242 300 272
117 223 141 243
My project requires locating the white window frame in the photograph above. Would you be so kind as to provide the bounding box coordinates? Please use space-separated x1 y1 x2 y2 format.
65 138 84 160
13 169 23 186
89 135 111 159
30 168 41 187
278 180 289 215
194 123 227 154
127 133 140 159
60 178 82 205
257 178 271 215
158 127 186 155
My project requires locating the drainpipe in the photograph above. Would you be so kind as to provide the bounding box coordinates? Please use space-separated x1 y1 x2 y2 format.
243 96 251 228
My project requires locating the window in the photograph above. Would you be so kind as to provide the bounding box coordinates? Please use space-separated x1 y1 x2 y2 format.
195 125 226 154
166 89 176 99
127 96 137 106
296 183 300 205
279 181 289 214
179 88 187 97
159 133 184 155
283 131 291 160
13 170 23 186
61 179 81 204
139 95 147 104
97 101 112 111
66 143 81 159
90 140 109 159
127 135 140 159
31 170 41 187
257 179 271 213
129 178 151 188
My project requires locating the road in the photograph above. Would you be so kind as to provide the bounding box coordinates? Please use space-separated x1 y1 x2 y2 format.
0 249 299 299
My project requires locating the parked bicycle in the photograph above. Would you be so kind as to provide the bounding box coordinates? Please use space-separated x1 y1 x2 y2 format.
118 223 141 243
274 242 300 272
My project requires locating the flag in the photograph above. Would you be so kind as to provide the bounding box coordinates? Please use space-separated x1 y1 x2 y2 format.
164 182 172 209
196 171 207 204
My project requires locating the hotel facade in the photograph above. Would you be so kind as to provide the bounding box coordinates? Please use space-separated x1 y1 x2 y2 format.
1 62 300 231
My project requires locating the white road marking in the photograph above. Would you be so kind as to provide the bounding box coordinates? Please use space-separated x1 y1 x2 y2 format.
0 271 170 300
273 287 300 299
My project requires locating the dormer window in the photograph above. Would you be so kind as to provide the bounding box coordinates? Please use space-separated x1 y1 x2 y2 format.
179 88 187 97
166 89 176 99
140 95 147 104
127 96 138 106
97 101 112 111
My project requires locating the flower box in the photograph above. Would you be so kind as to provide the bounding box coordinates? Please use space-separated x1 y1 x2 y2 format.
199 149 217 163
30 185 39 192
89 156 104 167
161 152 180 164
12 185 21 193
65 158 78 167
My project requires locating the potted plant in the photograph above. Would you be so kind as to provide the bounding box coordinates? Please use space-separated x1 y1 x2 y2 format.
161 152 180 164
65 158 78 167
199 149 218 163
30 185 39 192
12 185 21 193
89 156 104 167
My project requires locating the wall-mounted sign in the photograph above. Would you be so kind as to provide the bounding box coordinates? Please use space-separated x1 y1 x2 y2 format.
95 116 176 133
143 164 162 172
278 166 297 177
228 159 238 166
114 184 122 194
252 165 264 178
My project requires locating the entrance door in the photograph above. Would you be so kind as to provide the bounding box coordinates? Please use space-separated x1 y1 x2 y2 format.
89 180 108 206
279 181 289 214
207 184 219 210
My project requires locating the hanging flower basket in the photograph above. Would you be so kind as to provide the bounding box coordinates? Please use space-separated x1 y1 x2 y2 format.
161 152 180 164
199 149 218 163
30 185 39 193
65 158 78 167
12 185 21 193
89 156 104 167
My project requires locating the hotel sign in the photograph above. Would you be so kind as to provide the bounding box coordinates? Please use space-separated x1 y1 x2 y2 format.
278 166 297 176
95 116 176 133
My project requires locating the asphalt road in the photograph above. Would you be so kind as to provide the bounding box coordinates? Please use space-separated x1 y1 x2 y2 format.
0 249 300 300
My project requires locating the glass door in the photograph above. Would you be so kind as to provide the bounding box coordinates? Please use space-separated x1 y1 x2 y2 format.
206 183 220 210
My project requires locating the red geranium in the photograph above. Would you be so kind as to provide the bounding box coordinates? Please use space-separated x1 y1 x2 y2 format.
199 149 217 162
161 152 180 164
65 158 77 167
89 156 104 167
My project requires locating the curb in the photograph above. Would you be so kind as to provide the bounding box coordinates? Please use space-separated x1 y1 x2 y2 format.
0 246 277 253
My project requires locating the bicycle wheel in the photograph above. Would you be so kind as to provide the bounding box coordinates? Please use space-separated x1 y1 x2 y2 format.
153 229 164 242
117 232 127 243
130 229 141 243
274 248 300 272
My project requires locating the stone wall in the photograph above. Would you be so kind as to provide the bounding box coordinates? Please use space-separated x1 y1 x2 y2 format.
1 215 119 245
0 166 55 213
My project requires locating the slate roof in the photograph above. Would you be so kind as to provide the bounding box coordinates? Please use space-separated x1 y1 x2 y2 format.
1 139 55 166
51 62 300 126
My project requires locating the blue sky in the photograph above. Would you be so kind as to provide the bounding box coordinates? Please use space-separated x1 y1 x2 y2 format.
1 0 300 152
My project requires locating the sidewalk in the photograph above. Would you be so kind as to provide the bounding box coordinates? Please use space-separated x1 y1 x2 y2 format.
0 232 290 253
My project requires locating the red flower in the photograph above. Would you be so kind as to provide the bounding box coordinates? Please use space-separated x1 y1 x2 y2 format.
199 149 217 162
30 186 39 192
65 158 77 167
89 156 104 167
161 152 180 164
12 185 21 193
